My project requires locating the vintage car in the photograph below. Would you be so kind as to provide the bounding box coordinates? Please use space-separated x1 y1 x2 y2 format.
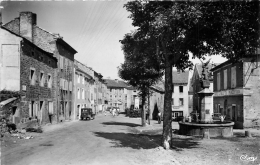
80 108 95 120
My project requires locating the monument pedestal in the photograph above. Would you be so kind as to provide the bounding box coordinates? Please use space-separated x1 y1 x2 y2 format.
198 88 214 124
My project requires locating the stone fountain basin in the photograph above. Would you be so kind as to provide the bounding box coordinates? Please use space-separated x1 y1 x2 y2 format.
178 121 235 137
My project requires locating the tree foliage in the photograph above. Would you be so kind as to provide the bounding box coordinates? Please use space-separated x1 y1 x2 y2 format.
121 0 259 149
119 32 164 126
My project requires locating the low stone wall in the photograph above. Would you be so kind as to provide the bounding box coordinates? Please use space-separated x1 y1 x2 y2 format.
179 121 234 137
17 119 39 129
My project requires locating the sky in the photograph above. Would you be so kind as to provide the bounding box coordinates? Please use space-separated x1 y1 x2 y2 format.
1 1 227 79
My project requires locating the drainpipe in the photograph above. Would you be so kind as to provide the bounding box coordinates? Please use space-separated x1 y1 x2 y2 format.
0 6 3 26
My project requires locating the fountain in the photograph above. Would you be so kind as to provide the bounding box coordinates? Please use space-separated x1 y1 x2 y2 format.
179 59 234 138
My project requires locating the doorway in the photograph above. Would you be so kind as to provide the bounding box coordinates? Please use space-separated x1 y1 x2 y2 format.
232 105 236 121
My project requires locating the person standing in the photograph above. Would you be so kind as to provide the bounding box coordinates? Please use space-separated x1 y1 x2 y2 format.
112 107 116 117
158 111 161 124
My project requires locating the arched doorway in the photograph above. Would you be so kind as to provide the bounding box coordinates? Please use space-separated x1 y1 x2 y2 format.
152 103 159 120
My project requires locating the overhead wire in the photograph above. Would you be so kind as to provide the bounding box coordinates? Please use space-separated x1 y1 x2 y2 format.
81 2 130 56
85 2 123 53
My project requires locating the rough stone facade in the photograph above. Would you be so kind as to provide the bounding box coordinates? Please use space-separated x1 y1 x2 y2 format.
3 11 77 123
212 56 260 128
20 39 57 125
1 26 57 125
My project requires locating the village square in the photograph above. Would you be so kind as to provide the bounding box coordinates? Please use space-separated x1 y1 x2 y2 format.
0 1 260 165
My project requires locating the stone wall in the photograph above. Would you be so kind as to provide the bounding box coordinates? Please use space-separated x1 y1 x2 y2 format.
20 40 57 125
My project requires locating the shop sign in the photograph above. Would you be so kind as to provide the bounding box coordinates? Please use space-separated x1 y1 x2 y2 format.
172 106 180 109
214 88 243 97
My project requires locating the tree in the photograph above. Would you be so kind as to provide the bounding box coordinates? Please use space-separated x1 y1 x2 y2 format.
119 32 163 126
122 1 259 149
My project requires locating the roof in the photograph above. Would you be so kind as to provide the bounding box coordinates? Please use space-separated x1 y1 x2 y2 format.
104 79 129 88
34 26 77 54
0 97 18 108
210 60 233 72
3 14 77 55
172 71 189 84
150 79 165 93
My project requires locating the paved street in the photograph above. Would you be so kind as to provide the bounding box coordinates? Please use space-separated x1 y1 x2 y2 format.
2 114 179 165
2 113 260 165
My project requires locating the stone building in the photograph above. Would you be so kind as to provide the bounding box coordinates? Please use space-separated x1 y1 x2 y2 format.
211 55 260 128
149 81 164 120
74 60 94 120
172 70 189 119
3 11 77 122
0 26 57 125
93 72 104 114
105 79 129 111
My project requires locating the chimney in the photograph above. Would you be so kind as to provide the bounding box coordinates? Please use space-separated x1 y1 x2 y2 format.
19 12 37 42
0 6 3 26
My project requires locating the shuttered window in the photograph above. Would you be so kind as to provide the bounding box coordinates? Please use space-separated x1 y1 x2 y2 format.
217 72 221 91
224 69 227 89
231 66 236 88
60 56 63 69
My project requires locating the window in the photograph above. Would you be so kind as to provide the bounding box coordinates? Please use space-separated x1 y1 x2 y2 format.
82 89 84 100
77 88 80 99
39 55 43 61
77 74 80 83
48 102 53 114
217 72 221 91
40 101 44 112
172 98 174 105
179 98 184 106
91 93 93 100
31 51 34 56
47 74 52 88
82 76 84 84
231 66 236 88
40 71 44 87
29 101 37 118
224 69 227 89
179 86 183 93
30 68 36 85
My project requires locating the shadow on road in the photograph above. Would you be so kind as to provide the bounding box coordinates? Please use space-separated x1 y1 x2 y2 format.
94 132 160 149
171 137 200 151
94 131 200 150
102 122 141 127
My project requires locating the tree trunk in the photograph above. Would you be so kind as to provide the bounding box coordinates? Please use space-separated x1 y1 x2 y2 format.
162 56 173 150
148 89 150 125
141 93 146 127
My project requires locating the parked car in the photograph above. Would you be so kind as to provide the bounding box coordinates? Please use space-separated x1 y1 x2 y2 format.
80 108 95 120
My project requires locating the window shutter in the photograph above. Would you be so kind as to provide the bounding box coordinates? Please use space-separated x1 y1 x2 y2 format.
29 102 32 117
69 81 72 91
224 70 227 89
60 78 64 89
60 56 63 69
